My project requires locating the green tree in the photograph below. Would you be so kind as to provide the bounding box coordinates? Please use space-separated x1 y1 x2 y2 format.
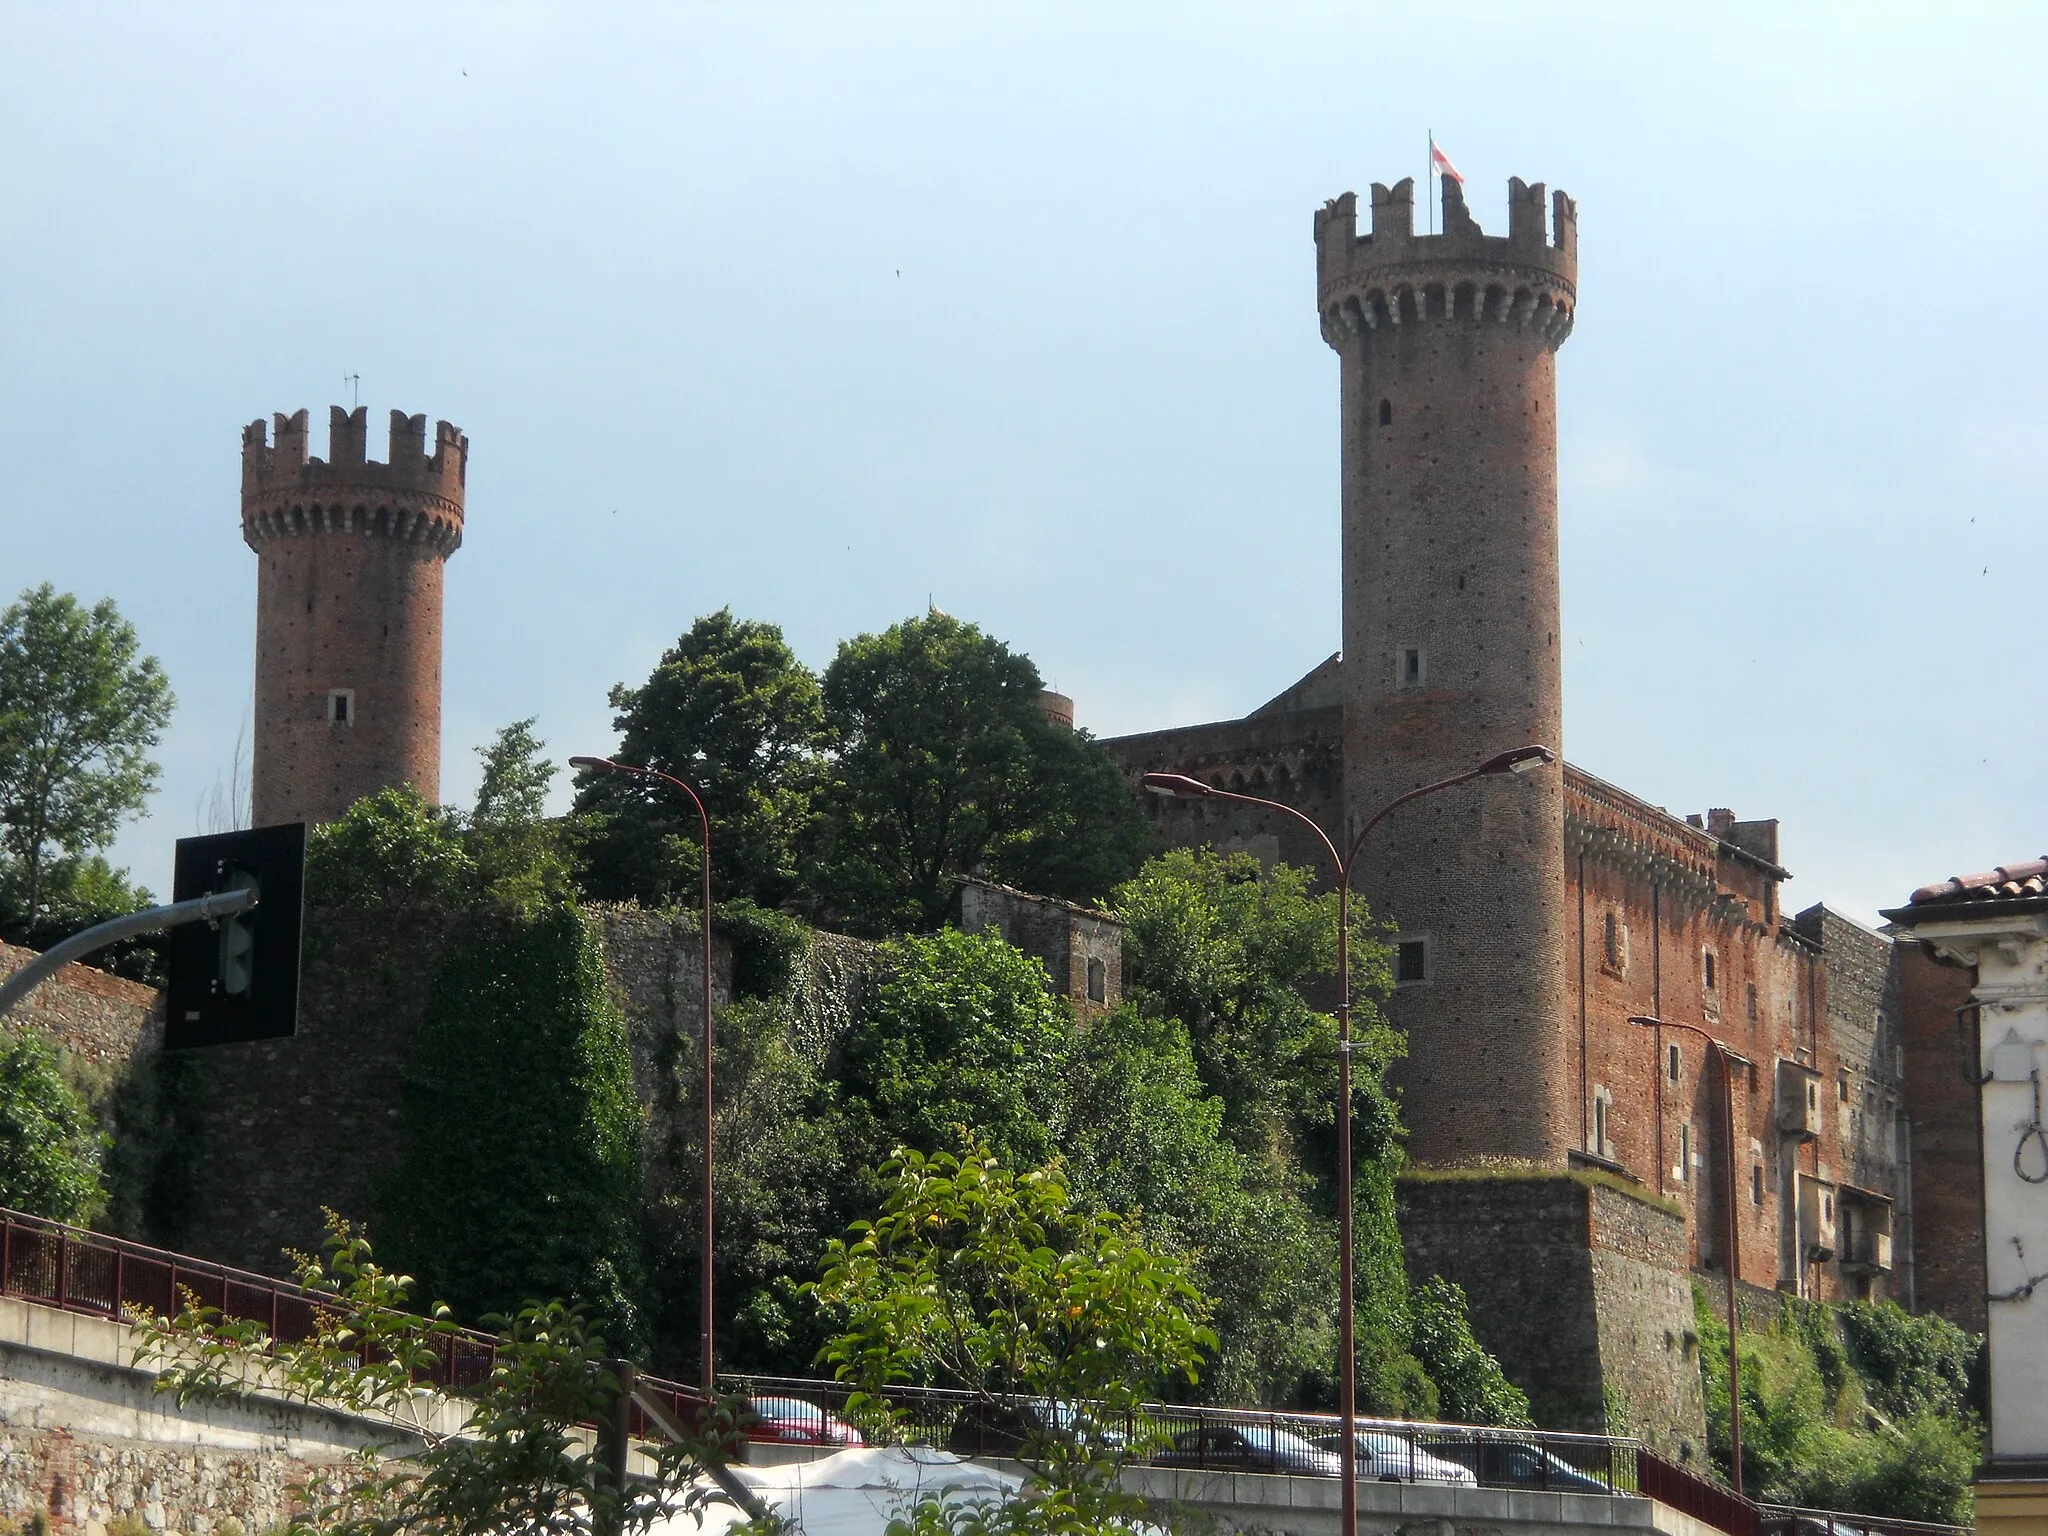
809 612 1151 934
0 584 173 942
577 609 826 910
832 928 1075 1176
1406 1277 1533 1427
812 1144 1214 1490
137 1212 749 1536
473 716 556 825
0 1028 106 1223
468 718 577 913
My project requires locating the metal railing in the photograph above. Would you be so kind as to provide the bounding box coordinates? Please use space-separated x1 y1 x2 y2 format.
717 1373 1640 1493
0 1204 503 1390
1641 1449 1760 1536
1761 1507 1970 1536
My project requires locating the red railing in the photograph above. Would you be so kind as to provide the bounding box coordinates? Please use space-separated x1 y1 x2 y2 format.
1640 1449 1761 1536
0 1205 502 1390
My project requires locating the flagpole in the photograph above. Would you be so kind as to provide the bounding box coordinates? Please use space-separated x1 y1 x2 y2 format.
1427 130 1435 234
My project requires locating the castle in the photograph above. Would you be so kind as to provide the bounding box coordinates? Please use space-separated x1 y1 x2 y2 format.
1102 174 1907 1327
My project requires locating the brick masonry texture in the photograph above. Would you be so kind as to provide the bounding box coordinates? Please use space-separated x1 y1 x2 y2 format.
0 944 159 1072
242 406 467 830
1397 1173 1706 1461
1895 941 1983 1330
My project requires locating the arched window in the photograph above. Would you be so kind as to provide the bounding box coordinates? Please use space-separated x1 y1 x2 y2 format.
1378 398 1393 426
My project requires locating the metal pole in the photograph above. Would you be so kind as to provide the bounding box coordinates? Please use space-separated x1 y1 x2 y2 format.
0 888 256 1020
1336 875 1357 1536
1720 1044 1744 1497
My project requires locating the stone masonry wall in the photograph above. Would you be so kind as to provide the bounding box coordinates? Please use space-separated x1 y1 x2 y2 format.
1397 1173 1706 1464
0 944 160 1073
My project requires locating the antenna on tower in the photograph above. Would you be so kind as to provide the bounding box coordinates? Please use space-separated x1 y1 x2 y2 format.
343 373 360 409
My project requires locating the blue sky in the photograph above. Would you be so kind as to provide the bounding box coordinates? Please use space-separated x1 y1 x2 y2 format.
4 4 2043 926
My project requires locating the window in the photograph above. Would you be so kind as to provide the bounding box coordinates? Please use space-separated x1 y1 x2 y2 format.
1676 1122 1691 1183
1395 938 1429 986
1602 911 1627 972
1396 647 1425 689
1667 1043 1682 1084
1746 983 1758 1021
1593 1086 1614 1161
1703 950 1717 990
1752 1165 1765 1206
1838 1072 1850 1103
327 688 354 725
1378 398 1393 426
1085 957 1107 1005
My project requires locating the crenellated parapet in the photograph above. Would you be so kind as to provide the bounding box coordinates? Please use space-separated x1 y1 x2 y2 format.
1315 175 1577 352
241 406 467 558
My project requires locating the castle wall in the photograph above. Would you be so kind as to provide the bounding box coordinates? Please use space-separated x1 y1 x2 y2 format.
1396 1173 1706 1462
951 878 1123 1015
0 943 159 1074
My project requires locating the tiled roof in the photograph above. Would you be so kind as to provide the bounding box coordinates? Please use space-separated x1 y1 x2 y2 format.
1908 858 2048 907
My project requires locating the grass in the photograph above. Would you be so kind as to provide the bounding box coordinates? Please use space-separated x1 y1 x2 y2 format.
1397 1161 1686 1221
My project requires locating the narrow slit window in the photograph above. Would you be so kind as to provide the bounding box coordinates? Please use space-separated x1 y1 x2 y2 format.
1378 398 1393 426
1397 647 1424 689
1667 1043 1682 1084
328 689 354 725
1677 1123 1691 1182
1703 950 1717 990
1752 1165 1765 1205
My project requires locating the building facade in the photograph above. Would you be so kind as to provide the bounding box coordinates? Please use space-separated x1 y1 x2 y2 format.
243 406 467 828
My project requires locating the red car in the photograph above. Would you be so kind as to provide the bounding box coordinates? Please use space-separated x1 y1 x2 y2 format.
742 1395 865 1446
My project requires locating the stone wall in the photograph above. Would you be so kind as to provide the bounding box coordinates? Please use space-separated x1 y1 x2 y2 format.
0 943 159 1075
1397 1172 1706 1465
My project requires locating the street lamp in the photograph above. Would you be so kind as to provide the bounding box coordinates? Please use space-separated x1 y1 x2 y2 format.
571 755 719 1397
1144 744 1553 1536
1630 1013 1744 1496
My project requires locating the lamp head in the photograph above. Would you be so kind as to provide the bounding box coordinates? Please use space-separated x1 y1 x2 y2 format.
1479 745 1555 777
569 755 617 772
1141 771 1214 799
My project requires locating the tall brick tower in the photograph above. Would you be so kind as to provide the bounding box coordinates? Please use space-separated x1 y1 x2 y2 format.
1316 175 1576 1166
243 406 467 829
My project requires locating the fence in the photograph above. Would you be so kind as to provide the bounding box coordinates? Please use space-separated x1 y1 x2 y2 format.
1760 1508 1970 1536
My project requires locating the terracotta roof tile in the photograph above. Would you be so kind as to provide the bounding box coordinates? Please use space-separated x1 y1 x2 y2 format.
1909 857 2048 906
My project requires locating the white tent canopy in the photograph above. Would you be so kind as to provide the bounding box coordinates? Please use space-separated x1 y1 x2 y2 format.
662 1447 1024 1536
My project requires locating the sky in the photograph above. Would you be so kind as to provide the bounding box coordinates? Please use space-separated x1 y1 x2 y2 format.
4 3 2043 928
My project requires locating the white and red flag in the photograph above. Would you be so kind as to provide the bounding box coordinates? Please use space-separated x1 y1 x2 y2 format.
1429 136 1464 185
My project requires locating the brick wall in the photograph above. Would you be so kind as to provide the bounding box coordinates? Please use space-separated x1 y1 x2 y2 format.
1896 941 1983 1329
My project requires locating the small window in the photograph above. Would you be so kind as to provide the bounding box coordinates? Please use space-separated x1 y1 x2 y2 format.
1378 397 1393 426
1703 950 1717 990
327 688 354 725
1592 1086 1614 1161
1668 1042 1682 1084
1823 1193 1834 1222
1602 911 1621 969
1395 938 1429 986
1676 1123 1691 1183
1746 983 1758 1020
1807 1083 1818 1112
1838 1072 1850 1103
1396 647 1425 689
1751 1165 1765 1206
1085 957 1107 1005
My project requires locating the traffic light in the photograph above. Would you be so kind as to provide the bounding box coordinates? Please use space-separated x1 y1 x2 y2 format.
165 823 306 1050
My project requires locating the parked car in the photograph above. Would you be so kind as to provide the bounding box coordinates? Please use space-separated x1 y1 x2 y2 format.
949 1398 1128 1458
1429 1438 1614 1494
741 1395 865 1446
1152 1424 1340 1477
1307 1431 1478 1485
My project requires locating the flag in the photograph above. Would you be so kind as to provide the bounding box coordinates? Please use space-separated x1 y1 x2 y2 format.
1429 138 1464 185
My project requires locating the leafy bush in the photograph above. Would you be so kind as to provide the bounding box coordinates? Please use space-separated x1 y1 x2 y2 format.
0 1028 106 1222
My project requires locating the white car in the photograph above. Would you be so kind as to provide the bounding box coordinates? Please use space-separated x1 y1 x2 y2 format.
1310 1431 1480 1486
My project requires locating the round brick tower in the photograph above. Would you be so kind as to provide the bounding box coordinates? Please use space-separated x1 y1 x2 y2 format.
243 406 467 829
1316 174 1576 1166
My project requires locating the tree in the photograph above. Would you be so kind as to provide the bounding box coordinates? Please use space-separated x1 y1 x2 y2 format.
809 612 1150 934
136 1212 739 1536
473 716 556 825
831 928 1076 1178
811 1144 1214 1490
1406 1277 1532 1427
0 1028 106 1223
577 610 826 910
469 719 578 913
0 584 173 935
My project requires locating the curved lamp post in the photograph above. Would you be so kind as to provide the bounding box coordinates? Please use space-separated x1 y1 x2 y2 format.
570 755 718 1396
1630 1013 1744 1495
1143 744 1553 1536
